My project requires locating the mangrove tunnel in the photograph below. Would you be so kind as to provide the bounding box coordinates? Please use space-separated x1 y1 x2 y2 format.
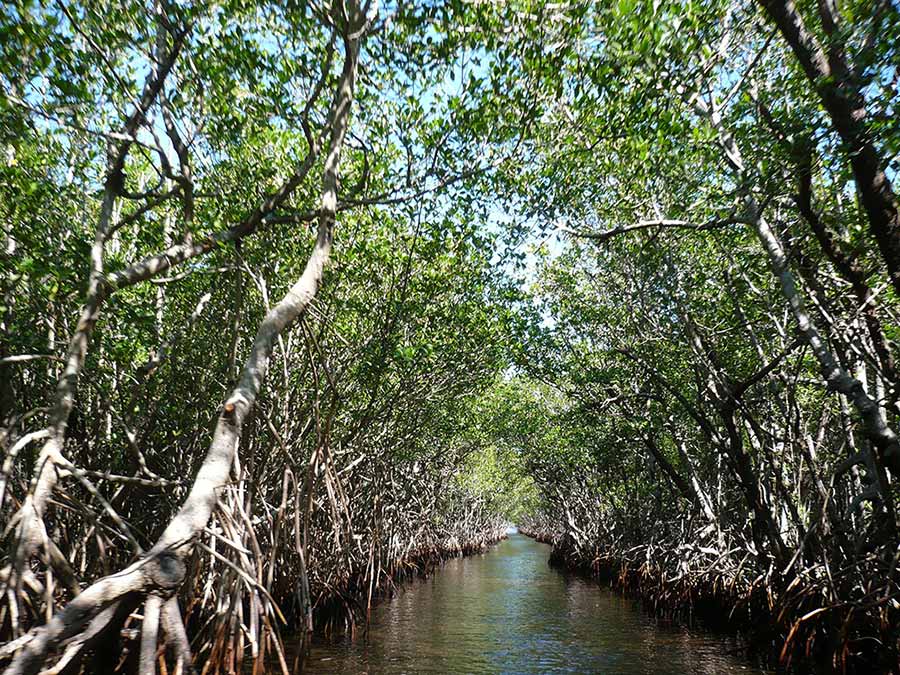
1 0 899 672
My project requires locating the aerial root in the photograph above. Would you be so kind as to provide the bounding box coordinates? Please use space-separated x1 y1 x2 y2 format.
138 596 162 675
520 523 900 672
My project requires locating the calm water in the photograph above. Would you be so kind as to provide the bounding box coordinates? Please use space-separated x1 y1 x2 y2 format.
299 534 769 674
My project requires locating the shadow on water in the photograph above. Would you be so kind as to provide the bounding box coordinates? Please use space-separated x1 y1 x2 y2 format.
295 534 771 674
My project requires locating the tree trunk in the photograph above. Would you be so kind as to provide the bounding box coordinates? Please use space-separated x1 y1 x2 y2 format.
757 0 900 294
6 9 365 673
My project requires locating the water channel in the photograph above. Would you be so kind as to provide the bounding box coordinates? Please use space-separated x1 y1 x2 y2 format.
299 533 770 674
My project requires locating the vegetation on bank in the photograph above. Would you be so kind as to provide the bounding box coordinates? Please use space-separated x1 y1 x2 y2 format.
2 0 899 673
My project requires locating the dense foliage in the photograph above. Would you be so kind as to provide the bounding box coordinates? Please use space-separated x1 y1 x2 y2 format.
1 0 899 672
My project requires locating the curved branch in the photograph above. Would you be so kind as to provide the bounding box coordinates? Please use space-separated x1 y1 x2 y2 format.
557 216 745 244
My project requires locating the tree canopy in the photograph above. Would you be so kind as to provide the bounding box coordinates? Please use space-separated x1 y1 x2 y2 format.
2 0 900 672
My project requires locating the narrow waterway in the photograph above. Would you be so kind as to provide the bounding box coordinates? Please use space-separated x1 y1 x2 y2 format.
299 533 769 674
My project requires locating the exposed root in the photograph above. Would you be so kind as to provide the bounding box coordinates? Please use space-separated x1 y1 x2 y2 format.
520 524 900 674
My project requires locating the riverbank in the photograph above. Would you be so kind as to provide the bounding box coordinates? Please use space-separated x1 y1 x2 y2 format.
277 528 508 672
517 526 899 674
297 533 774 674
308 528 509 635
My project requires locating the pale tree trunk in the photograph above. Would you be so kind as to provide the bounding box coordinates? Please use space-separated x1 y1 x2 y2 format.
690 91 900 480
6 13 187 595
4 5 333 596
5 4 366 672
756 0 900 295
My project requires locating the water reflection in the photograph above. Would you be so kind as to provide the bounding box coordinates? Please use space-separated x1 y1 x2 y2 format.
299 534 768 674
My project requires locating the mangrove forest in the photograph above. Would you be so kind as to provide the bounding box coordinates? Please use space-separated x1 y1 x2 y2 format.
1 0 900 672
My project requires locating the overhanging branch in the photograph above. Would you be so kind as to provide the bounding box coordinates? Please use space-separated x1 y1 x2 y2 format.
557 216 747 244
